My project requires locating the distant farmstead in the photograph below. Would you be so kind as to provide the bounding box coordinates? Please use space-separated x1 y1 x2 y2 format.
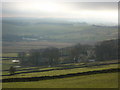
12 60 20 63
88 59 95 62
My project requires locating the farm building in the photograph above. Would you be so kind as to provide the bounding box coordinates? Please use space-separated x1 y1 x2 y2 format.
12 60 20 63
88 59 95 62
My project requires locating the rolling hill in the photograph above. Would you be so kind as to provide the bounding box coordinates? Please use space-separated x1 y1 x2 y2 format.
2 18 118 52
2 18 118 43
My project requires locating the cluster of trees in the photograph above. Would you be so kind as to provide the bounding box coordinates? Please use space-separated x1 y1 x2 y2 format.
95 39 118 61
18 47 60 67
18 39 118 67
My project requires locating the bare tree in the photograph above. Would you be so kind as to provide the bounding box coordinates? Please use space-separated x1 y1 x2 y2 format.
42 47 60 66
9 66 16 75
70 43 91 63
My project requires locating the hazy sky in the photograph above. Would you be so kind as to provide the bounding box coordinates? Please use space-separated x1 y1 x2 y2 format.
2 1 118 25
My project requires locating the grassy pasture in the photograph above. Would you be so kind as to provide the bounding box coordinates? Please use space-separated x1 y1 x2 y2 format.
2 59 18 71
2 72 118 88
2 59 119 88
2 60 13 64
2 63 119 79
2 53 18 57
2 59 119 75
3 41 74 53
1 53 18 71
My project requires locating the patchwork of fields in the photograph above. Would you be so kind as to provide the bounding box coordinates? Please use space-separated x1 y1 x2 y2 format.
1 55 119 88
2 72 118 88
3 19 118 53
3 41 74 53
2 9 119 89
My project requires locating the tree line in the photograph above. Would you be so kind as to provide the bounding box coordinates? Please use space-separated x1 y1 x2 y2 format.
18 39 119 67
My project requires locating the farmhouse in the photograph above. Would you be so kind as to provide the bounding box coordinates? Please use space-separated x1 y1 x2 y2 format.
12 60 20 63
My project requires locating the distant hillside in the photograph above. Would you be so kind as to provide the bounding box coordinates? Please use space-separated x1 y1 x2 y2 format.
2 18 118 44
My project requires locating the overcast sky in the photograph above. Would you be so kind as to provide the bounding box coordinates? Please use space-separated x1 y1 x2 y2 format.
2 1 118 25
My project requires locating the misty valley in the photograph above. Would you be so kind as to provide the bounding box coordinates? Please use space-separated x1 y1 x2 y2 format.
1 3 119 88
2 18 118 53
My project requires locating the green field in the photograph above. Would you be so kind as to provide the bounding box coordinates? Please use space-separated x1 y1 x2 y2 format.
2 63 118 79
2 72 118 88
2 59 18 71
1 53 18 71
2 59 119 76
2 58 119 88
2 53 18 57
2 17 119 88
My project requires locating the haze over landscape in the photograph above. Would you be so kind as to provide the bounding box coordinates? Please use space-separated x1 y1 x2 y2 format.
2 1 118 52
1 0 119 88
2 1 118 25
